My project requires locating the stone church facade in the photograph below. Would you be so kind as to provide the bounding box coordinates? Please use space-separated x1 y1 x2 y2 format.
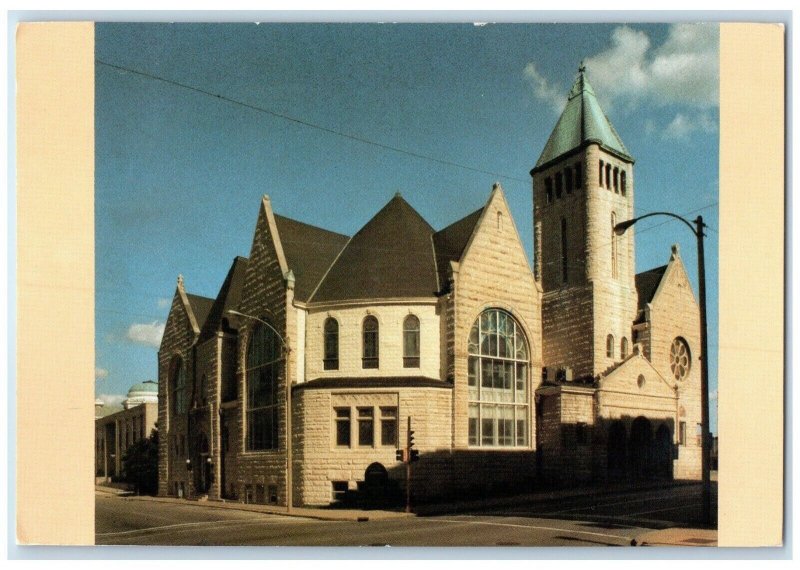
157 68 703 506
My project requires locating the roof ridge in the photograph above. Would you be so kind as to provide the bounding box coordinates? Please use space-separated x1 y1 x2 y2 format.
273 212 350 240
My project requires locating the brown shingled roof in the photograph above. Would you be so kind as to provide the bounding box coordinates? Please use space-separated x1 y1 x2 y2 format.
432 207 484 293
635 264 668 316
309 194 439 303
198 256 248 341
185 293 215 330
273 214 350 303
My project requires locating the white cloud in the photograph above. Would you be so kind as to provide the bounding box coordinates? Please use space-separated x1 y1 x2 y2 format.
583 23 719 111
662 112 718 140
95 367 109 380
126 320 165 348
157 297 172 309
97 394 126 407
522 61 566 113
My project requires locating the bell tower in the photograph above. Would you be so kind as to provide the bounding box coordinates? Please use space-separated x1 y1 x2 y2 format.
531 64 638 379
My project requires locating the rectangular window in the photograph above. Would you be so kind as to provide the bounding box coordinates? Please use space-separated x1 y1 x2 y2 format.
545 177 553 203
331 481 348 503
268 484 278 504
621 170 627 196
335 408 351 447
574 163 582 189
468 404 479 446
358 407 374 447
599 160 604 186
565 168 573 194
380 407 398 446
679 421 687 446
555 172 563 199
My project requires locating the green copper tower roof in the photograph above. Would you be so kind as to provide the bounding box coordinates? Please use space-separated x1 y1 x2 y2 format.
533 65 633 171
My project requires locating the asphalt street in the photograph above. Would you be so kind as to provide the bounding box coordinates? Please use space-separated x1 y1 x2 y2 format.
95 482 716 547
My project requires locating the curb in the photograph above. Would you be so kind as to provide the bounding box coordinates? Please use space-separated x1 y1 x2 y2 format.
111 493 413 522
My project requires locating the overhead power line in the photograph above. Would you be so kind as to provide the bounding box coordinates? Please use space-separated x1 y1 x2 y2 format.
96 59 532 184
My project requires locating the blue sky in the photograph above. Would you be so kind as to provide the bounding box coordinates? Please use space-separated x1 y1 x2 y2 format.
95 22 719 431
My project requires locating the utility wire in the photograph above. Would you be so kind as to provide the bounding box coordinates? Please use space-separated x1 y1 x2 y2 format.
96 59 531 184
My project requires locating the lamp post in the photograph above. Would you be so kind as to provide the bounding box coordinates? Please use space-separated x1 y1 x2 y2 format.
614 211 712 526
227 309 293 514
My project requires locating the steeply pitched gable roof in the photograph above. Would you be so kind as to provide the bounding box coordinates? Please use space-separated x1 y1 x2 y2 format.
310 194 439 303
635 264 668 314
534 67 632 172
198 256 248 341
273 214 350 302
185 293 215 330
432 207 484 291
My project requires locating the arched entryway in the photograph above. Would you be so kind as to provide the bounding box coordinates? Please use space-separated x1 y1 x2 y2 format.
653 424 673 479
607 421 627 478
360 462 390 508
629 416 653 479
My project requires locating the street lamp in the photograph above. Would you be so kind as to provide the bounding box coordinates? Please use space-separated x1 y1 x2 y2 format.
226 309 293 514
614 211 712 525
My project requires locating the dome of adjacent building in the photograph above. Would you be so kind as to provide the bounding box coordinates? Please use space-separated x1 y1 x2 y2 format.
123 380 158 409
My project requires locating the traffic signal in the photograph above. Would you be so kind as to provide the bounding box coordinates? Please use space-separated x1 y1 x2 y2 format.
409 449 420 463
396 449 406 462
408 429 415 450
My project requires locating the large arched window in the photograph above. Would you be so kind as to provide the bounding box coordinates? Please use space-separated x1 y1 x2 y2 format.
171 357 187 416
620 337 629 359
362 316 379 369
323 318 339 370
403 315 420 368
246 323 281 451
467 309 530 447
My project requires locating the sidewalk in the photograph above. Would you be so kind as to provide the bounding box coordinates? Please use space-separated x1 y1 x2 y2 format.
633 528 718 547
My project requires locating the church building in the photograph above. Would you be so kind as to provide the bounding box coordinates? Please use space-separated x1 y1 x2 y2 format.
157 67 702 506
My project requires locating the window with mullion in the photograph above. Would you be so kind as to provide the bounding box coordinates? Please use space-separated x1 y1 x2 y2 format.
323 317 339 370
362 316 379 369
403 315 420 368
467 309 530 448
246 323 282 451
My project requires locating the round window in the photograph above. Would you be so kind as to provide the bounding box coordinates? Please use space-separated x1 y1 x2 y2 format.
669 337 691 381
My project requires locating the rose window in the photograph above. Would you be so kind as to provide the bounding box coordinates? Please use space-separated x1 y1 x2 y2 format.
669 337 691 381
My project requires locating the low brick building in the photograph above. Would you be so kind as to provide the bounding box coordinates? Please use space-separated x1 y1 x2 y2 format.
157 67 702 507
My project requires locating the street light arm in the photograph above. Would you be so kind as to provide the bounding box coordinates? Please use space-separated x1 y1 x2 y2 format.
614 211 700 237
226 309 291 353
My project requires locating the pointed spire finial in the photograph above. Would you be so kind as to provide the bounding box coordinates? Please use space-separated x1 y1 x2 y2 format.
579 60 586 74
177 274 184 288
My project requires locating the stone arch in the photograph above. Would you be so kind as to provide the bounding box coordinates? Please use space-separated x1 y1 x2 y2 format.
629 416 653 479
607 420 627 478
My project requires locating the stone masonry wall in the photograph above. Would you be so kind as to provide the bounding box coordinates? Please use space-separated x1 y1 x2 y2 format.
304 303 440 381
647 255 702 480
232 197 291 505
292 387 452 505
157 287 197 497
451 187 542 452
